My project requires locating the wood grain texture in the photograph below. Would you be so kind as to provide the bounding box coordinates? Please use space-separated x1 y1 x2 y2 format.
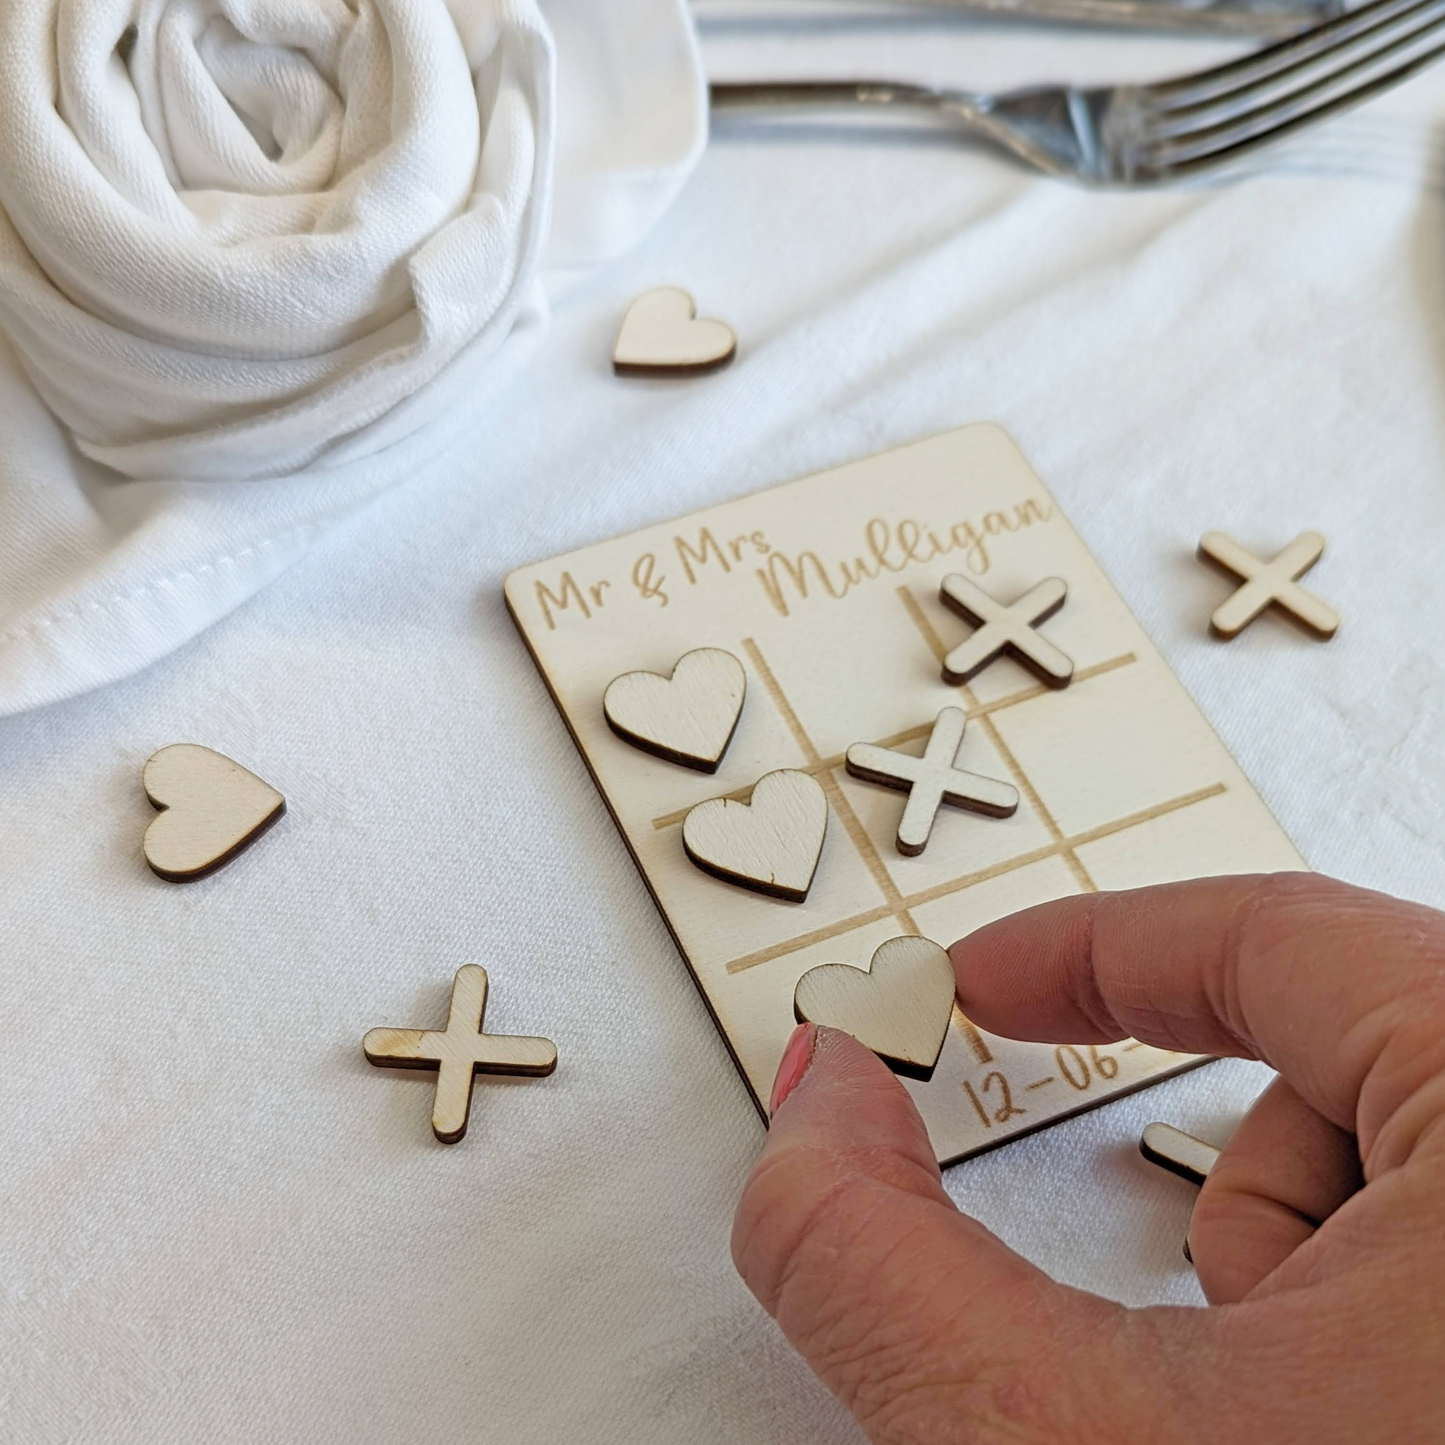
682 769 827 902
612 288 737 378
939 573 1074 687
603 648 746 772
846 706 1018 856
505 423 1310 1165
1197 530 1339 639
141 743 285 882
794 935 956 1081
1140 1121 1221 1185
363 965 557 1144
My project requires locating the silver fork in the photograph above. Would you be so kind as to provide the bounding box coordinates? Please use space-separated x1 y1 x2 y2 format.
710 0 1445 181
700 0 1345 38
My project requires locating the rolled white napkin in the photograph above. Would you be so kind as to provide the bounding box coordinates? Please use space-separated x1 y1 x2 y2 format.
0 0 557 483
0 0 705 713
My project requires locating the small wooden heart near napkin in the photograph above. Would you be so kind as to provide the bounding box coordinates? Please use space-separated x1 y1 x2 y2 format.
613 288 738 377
142 745 285 883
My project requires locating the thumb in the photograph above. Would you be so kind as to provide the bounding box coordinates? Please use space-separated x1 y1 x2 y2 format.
731 1025 1210 1443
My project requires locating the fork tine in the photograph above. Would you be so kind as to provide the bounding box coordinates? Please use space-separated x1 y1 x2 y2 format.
707 0 1445 185
1146 0 1445 133
1146 0 1439 105
1138 21 1445 173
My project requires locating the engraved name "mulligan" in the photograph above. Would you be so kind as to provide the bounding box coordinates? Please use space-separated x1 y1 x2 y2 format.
756 501 1055 618
527 498 1056 629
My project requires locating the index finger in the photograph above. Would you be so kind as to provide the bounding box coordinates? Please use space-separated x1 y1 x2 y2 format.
949 873 1445 1159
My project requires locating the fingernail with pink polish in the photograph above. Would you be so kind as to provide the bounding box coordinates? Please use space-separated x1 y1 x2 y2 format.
769 1023 816 1117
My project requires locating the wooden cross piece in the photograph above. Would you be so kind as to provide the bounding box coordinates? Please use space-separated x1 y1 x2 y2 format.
938 574 1074 687
363 965 557 1143
1140 1122 1220 1187
846 706 1019 855
1197 531 1339 639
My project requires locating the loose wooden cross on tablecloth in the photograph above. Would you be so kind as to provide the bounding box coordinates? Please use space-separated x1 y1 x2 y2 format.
1197 531 1339 639
364 966 557 1143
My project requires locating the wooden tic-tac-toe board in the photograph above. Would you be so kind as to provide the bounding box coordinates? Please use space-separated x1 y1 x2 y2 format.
506 424 1307 1164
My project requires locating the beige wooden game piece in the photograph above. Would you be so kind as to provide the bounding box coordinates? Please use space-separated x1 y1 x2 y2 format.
505 423 1310 1164
1197 530 1339 639
794 935 957 1081
1140 1122 1221 1186
363 965 557 1144
846 706 1019 856
938 573 1074 687
682 769 827 902
603 648 746 773
613 287 737 378
141 743 285 882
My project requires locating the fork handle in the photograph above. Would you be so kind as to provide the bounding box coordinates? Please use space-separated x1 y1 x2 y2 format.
703 0 1336 35
710 80 996 134
711 80 950 111
708 80 1102 182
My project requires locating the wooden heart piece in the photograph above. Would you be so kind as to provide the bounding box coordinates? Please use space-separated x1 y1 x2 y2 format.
793 936 956 1081
604 648 746 773
142 744 285 882
682 769 827 903
613 287 737 377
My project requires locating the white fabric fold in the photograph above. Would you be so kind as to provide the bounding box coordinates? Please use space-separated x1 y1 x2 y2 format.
0 0 707 715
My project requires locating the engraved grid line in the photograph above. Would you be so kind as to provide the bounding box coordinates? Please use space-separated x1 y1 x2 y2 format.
682 589 1221 1081
895 585 1098 893
739 637 820 765
739 638 972 1048
648 650 1138 831
741 638 922 938
723 782 1226 975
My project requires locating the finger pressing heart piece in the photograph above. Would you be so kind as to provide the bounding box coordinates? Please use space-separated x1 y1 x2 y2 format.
794 936 956 1082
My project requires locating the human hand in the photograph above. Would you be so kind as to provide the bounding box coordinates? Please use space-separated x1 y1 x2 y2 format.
732 873 1445 1443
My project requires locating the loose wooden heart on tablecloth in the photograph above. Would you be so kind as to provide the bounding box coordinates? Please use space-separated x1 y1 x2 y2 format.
793 936 957 1081
142 744 285 882
612 287 737 377
682 769 827 902
603 648 746 772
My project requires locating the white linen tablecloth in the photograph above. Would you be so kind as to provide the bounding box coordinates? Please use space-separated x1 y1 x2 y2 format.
4 9 1445 1443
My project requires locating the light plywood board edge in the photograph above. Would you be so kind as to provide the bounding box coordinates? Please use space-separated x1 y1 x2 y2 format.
504 593 767 1111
